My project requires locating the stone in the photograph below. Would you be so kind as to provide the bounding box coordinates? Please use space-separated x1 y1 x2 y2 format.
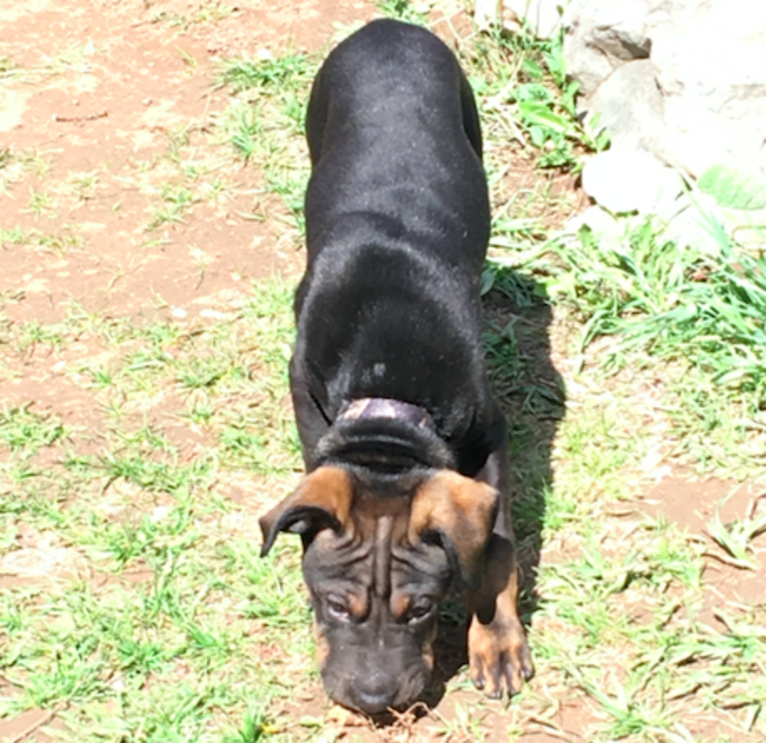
562 0 656 96
651 0 766 178
662 191 726 254
474 0 499 30
582 59 667 154
581 146 684 215
0 88 27 132
565 0 766 182
565 205 622 243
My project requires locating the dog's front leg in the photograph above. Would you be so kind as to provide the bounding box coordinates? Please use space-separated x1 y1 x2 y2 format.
466 443 534 697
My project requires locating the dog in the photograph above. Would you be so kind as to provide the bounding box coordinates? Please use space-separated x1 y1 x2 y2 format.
259 18 533 715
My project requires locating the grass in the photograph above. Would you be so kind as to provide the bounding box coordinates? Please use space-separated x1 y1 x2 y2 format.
0 406 66 451
522 213 766 476
147 0 237 30
0 282 311 741
705 495 766 570
1 1 765 741
541 219 766 388
216 51 314 233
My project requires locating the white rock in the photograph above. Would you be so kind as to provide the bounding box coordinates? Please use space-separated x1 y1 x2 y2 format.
563 0 656 96
582 59 667 155
566 0 766 181
662 191 726 254
199 308 227 320
664 191 766 253
565 204 622 241
651 0 766 179
581 147 684 215
474 0 499 29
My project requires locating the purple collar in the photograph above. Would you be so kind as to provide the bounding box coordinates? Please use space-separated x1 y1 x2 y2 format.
337 398 434 431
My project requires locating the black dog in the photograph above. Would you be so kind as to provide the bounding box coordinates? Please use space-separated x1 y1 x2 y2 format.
260 19 532 715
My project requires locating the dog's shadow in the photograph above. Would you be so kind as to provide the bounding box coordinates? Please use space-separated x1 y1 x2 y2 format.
422 263 566 707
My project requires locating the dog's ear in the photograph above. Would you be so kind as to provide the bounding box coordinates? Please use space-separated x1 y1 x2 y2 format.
408 470 499 590
259 467 354 556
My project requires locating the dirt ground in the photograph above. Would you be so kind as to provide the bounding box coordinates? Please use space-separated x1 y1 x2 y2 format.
0 0 343 328
2 1 765 742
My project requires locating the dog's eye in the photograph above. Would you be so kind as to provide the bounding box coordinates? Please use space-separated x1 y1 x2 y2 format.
408 601 433 623
325 597 351 623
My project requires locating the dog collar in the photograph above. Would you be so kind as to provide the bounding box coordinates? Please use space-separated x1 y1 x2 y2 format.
337 398 434 430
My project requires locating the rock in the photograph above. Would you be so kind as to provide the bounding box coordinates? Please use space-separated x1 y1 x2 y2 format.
581 147 684 215
662 191 726 254
1 546 86 579
565 0 766 181
651 0 766 178
565 204 622 242
563 0 655 96
582 59 667 154
0 88 27 132
474 0 499 30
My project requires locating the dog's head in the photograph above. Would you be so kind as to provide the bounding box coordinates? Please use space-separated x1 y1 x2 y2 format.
259 465 499 715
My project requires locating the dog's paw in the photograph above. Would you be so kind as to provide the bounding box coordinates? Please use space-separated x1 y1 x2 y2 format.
467 614 533 698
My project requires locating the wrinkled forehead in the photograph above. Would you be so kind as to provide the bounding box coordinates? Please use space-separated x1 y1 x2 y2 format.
302 506 451 595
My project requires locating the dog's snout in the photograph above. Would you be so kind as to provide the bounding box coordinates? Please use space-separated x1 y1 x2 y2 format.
356 690 394 714
349 668 394 713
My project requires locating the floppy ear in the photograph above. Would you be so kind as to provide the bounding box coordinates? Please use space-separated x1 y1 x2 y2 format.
259 466 354 556
408 470 499 590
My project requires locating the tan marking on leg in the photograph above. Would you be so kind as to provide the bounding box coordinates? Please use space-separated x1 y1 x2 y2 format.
465 534 533 698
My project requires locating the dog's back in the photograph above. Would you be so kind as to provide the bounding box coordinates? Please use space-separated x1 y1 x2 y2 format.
303 19 488 271
293 20 497 473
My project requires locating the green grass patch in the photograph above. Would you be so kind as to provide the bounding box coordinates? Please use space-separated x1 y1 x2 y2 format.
543 220 766 391
0 406 66 452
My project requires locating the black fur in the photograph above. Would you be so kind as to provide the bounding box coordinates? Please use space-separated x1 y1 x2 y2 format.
291 19 506 479
265 19 531 715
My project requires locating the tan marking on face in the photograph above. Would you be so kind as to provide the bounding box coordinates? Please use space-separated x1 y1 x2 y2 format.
421 644 435 671
390 591 410 620
314 621 330 670
347 591 368 621
420 620 438 671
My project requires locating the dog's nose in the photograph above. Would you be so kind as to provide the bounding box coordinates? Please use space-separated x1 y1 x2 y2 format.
357 689 393 713
353 675 395 714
